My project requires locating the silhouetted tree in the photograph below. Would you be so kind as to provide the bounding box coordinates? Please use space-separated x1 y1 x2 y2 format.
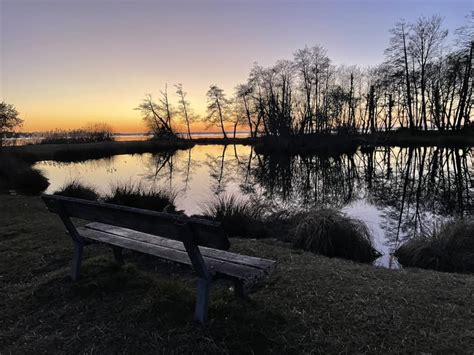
136 88 176 139
206 85 230 139
386 20 416 130
175 83 195 139
409 16 448 130
235 83 259 137
0 102 23 147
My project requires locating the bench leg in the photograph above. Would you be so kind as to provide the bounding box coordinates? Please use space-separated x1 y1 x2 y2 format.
112 246 124 265
195 278 211 324
71 241 84 281
234 280 248 299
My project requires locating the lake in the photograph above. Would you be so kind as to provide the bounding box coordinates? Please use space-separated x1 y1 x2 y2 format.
35 144 473 268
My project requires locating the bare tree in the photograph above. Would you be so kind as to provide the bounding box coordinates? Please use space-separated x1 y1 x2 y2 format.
206 85 230 139
409 15 448 130
235 83 258 137
294 46 330 133
135 88 176 139
454 12 473 128
175 83 194 139
386 20 415 129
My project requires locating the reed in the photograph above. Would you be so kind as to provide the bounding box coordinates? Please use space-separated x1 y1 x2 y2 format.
395 219 474 273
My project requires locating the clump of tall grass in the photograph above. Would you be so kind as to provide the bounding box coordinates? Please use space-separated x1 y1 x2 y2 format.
103 182 177 213
202 195 269 238
53 180 99 201
290 208 379 263
395 219 474 273
41 123 114 145
0 153 49 194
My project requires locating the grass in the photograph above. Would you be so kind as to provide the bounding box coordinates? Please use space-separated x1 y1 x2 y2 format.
51 180 177 213
395 219 474 273
1 194 474 353
290 208 380 263
202 195 271 238
0 153 49 194
202 198 379 263
104 182 177 213
53 180 99 201
4 139 194 163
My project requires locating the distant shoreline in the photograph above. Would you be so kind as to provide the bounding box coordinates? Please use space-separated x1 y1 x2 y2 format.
3 130 472 163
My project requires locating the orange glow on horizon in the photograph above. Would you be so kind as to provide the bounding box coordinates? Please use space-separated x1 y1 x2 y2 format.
20 111 245 134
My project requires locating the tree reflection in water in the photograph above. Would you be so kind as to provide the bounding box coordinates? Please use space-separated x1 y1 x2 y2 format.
139 145 471 264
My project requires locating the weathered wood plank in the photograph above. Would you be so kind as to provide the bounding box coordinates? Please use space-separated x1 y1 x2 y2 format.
85 222 276 273
42 194 230 250
77 227 266 283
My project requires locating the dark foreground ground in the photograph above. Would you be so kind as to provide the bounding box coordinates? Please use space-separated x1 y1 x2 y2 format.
1 194 474 354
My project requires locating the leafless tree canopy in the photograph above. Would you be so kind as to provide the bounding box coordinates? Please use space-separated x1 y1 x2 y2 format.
136 87 176 139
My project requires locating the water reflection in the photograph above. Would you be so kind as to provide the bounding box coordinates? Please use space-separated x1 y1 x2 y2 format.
36 145 472 267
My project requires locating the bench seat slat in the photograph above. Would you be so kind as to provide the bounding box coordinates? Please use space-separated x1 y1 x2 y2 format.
42 194 229 250
77 227 269 284
85 222 276 273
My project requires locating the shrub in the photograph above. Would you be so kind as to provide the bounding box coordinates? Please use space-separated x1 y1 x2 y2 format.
53 180 99 201
0 154 49 194
290 208 379 263
395 219 474 273
104 182 177 213
202 195 268 238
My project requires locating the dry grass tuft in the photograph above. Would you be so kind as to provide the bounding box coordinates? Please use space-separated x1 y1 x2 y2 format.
53 180 99 201
290 208 380 263
103 182 177 213
395 219 474 273
202 195 269 238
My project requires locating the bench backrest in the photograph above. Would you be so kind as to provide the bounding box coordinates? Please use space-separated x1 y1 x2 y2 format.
42 194 230 250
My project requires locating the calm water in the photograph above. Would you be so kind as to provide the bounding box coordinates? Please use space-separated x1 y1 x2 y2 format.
35 145 473 268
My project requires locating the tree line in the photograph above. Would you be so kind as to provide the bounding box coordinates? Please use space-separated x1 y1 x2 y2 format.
137 13 472 139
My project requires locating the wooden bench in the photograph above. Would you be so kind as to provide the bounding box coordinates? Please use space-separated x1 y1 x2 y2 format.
41 194 276 323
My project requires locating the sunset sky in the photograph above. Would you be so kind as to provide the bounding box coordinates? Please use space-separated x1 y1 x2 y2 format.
1 0 471 133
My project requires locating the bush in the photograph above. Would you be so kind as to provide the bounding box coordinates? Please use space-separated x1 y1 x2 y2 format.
395 219 474 273
202 195 269 238
53 180 99 201
290 208 379 263
104 182 177 213
0 154 49 194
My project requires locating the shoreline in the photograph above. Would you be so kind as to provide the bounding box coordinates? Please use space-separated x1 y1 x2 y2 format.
3 130 473 162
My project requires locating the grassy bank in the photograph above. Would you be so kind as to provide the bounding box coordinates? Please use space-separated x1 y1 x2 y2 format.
254 130 474 154
5 129 473 163
4 139 194 163
1 194 474 353
0 153 49 194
